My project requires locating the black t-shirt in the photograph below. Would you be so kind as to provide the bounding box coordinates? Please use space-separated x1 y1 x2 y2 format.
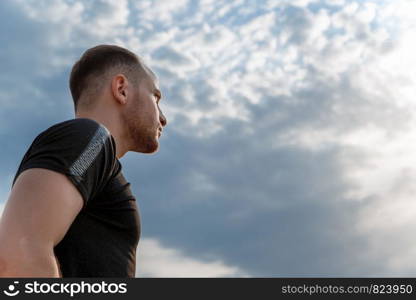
12 118 141 277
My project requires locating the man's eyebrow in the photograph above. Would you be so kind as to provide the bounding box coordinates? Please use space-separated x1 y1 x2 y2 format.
154 88 162 99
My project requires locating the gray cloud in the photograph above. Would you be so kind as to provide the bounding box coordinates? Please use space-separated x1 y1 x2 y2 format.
153 46 194 66
122 112 365 276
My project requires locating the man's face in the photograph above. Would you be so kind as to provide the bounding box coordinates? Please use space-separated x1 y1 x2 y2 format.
123 72 167 153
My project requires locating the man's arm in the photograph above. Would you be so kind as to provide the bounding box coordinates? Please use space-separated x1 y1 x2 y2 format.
0 168 83 277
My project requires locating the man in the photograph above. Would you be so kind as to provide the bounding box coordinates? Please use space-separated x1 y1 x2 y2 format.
0 45 167 277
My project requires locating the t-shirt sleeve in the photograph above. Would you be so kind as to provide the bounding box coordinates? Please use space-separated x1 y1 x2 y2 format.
13 118 117 207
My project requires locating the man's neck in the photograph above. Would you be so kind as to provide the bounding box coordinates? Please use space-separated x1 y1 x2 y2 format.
75 111 129 159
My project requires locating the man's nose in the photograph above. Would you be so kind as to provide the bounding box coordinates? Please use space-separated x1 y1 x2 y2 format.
159 110 167 127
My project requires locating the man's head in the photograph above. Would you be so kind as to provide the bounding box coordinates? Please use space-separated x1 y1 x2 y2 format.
70 45 167 154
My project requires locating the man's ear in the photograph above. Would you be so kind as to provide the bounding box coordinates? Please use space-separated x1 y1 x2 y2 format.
111 74 128 105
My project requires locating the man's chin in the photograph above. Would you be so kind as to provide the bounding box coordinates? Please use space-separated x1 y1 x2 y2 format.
134 139 159 154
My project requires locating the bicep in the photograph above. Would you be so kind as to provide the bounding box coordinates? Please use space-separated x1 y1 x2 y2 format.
0 168 83 249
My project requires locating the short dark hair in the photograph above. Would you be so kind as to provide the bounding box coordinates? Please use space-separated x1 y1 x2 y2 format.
69 45 143 111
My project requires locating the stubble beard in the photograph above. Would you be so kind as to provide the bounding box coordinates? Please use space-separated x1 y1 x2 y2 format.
124 109 159 154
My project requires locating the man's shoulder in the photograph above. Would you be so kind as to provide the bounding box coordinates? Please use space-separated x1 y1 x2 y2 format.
34 118 110 144
41 118 104 135
14 118 118 197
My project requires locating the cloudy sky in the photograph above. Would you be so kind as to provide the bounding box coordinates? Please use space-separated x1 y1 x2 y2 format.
1 0 416 277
